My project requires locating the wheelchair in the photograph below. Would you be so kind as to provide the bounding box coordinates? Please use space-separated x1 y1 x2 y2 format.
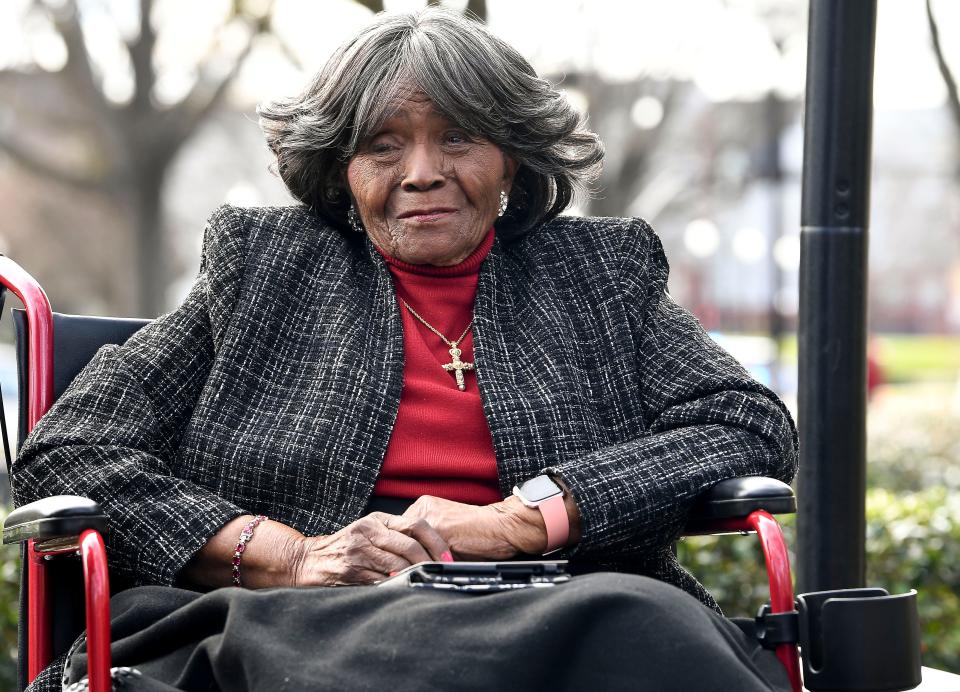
0 254 922 692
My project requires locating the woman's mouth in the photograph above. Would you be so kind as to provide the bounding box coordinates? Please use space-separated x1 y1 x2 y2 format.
397 208 457 223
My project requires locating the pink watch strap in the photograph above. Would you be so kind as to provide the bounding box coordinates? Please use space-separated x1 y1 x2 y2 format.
539 493 570 554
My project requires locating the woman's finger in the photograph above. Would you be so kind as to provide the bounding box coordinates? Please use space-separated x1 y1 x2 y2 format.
382 515 450 561
372 524 434 566
352 544 413 577
358 515 433 565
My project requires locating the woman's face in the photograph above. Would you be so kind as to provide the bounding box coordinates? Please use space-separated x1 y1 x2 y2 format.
346 91 516 266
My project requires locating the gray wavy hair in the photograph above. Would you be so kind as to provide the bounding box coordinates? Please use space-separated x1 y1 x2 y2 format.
257 7 604 239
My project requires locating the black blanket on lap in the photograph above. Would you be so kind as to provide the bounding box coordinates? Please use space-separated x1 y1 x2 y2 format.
58 573 790 692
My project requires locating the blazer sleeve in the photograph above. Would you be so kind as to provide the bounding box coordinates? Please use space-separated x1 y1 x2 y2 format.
10 205 252 586
544 218 799 559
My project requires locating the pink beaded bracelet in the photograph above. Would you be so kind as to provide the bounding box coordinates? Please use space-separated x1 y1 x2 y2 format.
232 515 267 587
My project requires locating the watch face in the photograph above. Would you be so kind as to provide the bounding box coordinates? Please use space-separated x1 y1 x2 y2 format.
519 475 562 503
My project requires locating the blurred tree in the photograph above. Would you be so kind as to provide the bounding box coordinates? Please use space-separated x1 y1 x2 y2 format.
926 0 960 175
0 0 276 316
570 76 678 218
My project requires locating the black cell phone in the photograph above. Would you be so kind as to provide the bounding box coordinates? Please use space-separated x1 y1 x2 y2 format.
377 560 571 592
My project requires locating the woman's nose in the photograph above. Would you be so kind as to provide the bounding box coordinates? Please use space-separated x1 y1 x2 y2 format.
401 144 445 191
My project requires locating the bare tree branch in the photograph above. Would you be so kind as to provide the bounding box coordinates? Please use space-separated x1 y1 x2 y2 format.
353 0 384 13
127 0 157 115
927 0 960 134
168 30 258 150
465 0 487 22
45 1 112 117
163 3 274 154
0 134 106 190
426 0 486 21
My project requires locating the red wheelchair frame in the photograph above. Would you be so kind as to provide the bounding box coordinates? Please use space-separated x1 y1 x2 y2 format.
0 254 802 692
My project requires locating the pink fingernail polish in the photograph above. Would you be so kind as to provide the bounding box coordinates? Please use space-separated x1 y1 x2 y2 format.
389 571 399 577
441 550 454 562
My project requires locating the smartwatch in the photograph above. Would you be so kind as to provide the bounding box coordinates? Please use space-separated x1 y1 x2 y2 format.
512 475 569 555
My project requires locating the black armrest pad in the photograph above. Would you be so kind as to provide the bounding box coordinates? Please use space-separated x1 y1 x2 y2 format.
2 496 108 544
688 477 796 521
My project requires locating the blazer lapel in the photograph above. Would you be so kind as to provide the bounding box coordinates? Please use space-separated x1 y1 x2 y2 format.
324 237 406 524
474 236 602 497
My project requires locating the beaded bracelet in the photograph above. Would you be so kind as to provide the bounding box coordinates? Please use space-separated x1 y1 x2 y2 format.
232 515 267 587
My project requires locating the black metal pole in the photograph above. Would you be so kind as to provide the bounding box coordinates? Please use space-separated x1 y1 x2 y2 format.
797 0 877 594
764 89 785 394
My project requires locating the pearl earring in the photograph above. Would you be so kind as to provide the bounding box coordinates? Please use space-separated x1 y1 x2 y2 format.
347 205 364 233
498 190 508 217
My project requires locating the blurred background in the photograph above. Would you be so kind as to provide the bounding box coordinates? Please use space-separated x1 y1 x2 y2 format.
0 0 958 684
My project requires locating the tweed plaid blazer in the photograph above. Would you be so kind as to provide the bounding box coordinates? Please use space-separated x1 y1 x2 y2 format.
12 204 798 608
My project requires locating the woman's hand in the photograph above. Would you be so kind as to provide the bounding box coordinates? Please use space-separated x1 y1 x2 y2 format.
401 495 549 560
289 512 451 586
182 513 450 589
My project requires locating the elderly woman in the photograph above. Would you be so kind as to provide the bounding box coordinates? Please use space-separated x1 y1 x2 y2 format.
13 8 797 692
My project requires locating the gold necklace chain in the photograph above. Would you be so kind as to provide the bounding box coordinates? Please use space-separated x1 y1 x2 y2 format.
400 299 473 347
400 299 476 391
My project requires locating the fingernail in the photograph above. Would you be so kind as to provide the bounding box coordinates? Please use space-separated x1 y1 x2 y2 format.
389 571 399 577
441 551 454 563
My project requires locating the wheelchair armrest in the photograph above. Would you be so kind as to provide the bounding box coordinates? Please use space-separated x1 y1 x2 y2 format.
686 477 796 525
2 495 108 545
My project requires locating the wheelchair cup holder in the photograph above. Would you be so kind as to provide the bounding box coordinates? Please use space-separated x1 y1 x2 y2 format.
757 587 921 691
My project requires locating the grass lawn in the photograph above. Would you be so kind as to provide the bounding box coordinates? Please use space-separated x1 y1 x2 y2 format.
872 335 960 383
775 333 960 383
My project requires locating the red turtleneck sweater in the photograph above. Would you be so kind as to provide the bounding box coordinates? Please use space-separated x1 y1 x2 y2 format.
372 230 501 505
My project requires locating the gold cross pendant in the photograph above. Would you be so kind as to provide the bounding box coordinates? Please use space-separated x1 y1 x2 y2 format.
442 346 475 391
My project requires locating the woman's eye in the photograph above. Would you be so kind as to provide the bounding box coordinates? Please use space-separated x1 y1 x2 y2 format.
370 142 396 154
445 131 470 145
